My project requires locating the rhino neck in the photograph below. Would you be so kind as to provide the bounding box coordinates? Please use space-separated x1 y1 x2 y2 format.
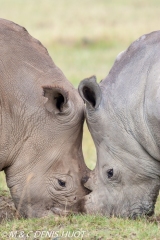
0 95 44 171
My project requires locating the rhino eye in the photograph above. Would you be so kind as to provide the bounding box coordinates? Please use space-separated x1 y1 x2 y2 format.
107 169 113 178
58 179 66 187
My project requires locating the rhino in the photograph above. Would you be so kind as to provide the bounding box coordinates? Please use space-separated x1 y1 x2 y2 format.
79 31 160 218
0 18 89 218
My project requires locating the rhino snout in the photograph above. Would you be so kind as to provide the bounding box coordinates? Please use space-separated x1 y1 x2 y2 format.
80 193 97 214
81 175 95 191
51 207 70 216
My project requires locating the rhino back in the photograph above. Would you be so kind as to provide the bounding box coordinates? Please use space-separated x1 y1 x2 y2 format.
0 18 70 89
100 31 160 162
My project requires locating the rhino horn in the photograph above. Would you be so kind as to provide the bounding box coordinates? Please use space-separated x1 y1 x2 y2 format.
81 170 96 191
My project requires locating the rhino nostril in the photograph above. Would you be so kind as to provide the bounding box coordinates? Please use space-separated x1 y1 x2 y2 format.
81 176 89 185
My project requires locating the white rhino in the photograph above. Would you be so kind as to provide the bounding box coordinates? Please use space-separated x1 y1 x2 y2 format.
79 31 160 218
0 19 88 218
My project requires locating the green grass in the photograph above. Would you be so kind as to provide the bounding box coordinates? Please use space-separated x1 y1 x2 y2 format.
0 212 160 239
0 173 7 191
0 0 160 239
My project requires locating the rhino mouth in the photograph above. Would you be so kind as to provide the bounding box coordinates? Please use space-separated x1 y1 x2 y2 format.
51 207 71 216
50 195 90 216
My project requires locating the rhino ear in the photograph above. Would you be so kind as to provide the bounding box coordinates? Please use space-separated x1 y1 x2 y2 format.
78 76 102 109
42 86 68 114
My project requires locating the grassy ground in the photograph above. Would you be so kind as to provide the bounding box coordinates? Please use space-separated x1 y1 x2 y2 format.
0 0 160 239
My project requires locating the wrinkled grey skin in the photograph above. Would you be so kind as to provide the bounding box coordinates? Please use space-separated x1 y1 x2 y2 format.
0 19 89 218
79 31 160 218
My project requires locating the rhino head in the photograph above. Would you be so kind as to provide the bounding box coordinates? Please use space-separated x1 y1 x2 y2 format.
0 19 89 217
79 31 160 218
